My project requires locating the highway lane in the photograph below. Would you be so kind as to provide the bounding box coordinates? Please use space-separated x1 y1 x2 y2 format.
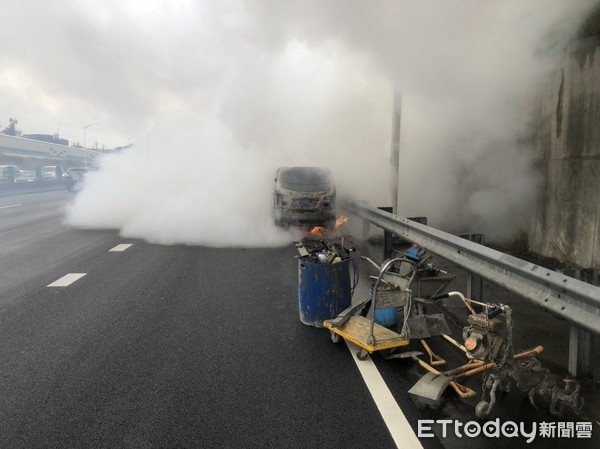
0 190 118 300
0 191 435 448
2 190 599 448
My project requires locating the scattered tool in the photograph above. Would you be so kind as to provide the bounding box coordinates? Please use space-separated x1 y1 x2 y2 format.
407 291 566 416
404 308 452 339
420 339 446 366
405 346 544 406
295 241 309 257
295 239 356 265
387 351 477 404
441 333 470 358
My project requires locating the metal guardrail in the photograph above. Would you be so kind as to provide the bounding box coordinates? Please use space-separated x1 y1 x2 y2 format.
344 200 600 336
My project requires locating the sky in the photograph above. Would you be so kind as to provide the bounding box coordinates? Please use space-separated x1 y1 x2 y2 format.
1 0 597 246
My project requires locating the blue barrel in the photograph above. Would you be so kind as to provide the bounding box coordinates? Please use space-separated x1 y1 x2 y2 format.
298 258 352 327
374 307 397 327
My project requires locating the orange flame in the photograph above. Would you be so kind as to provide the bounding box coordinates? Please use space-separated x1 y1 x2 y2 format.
309 226 327 235
307 216 349 236
335 215 349 228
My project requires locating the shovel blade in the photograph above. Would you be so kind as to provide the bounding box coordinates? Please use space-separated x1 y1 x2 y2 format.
408 372 452 407
385 350 424 360
405 313 452 339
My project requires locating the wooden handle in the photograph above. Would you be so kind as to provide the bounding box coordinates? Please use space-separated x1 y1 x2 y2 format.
459 346 545 377
417 359 476 398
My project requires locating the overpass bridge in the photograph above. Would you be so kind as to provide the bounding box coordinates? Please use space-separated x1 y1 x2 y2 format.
0 132 106 167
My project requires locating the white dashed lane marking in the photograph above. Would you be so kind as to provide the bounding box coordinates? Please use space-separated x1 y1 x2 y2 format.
47 273 87 287
109 244 133 252
0 204 22 210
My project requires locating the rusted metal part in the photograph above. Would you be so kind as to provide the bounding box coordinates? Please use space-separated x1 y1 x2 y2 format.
294 241 309 257
466 313 505 332
476 356 584 418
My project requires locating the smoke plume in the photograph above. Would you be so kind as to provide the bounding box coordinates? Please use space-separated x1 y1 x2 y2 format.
1 0 595 245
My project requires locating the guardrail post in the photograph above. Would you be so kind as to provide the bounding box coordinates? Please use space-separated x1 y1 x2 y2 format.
569 325 593 378
461 234 485 300
567 269 597 382
384 230 393 260
357 200 370 241
378 207 394 259
396 217 427 245
410 217 428 226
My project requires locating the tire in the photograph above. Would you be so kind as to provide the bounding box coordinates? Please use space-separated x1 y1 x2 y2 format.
330 331 341 344
356 349 369 360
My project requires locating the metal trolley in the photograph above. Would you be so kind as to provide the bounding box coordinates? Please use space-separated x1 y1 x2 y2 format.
323 257 418 360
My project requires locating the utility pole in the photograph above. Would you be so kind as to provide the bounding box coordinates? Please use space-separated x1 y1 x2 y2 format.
83 122 100 168
390 89 402 214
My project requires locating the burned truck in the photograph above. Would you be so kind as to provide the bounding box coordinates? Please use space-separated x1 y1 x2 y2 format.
273 166 336 228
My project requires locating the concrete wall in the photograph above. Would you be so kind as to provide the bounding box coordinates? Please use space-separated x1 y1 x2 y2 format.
530 39 600 269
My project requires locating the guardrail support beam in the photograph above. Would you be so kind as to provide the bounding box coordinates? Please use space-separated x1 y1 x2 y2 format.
569 326 594 379
567 269 599 383
362 218 370 241
378 207 394 259
461 234 485 301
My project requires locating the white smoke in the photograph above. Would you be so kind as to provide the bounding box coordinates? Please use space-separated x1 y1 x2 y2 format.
1 0 595 245
65 37 392 247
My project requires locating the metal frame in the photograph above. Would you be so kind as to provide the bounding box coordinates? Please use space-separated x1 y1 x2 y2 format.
344 200 600 336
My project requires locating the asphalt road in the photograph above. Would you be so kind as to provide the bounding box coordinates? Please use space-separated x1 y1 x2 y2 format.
0 190 436 449
1 189 597 449
359 237 600 449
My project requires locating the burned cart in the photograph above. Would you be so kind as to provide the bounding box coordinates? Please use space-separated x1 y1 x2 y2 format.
324 254 453 360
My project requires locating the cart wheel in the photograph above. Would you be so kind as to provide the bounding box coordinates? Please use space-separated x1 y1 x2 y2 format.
356 349 369 360
475 401 490 419
330 331 341 344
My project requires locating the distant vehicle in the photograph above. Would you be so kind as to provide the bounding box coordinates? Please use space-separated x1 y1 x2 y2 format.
15 170 37 182
0 165 20 183
63 167 88 191
273 166 336 227
41 165 63 180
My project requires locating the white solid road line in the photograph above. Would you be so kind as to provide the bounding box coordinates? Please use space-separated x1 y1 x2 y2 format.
346 341 424 449
47 273 87 287
0 204 23 210
109 243 133 252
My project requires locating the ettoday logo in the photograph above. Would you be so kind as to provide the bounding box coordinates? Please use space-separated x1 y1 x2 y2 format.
418 419 593 443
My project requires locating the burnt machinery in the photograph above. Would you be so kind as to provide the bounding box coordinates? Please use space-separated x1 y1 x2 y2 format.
413 292 585 418
302 240 586 418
